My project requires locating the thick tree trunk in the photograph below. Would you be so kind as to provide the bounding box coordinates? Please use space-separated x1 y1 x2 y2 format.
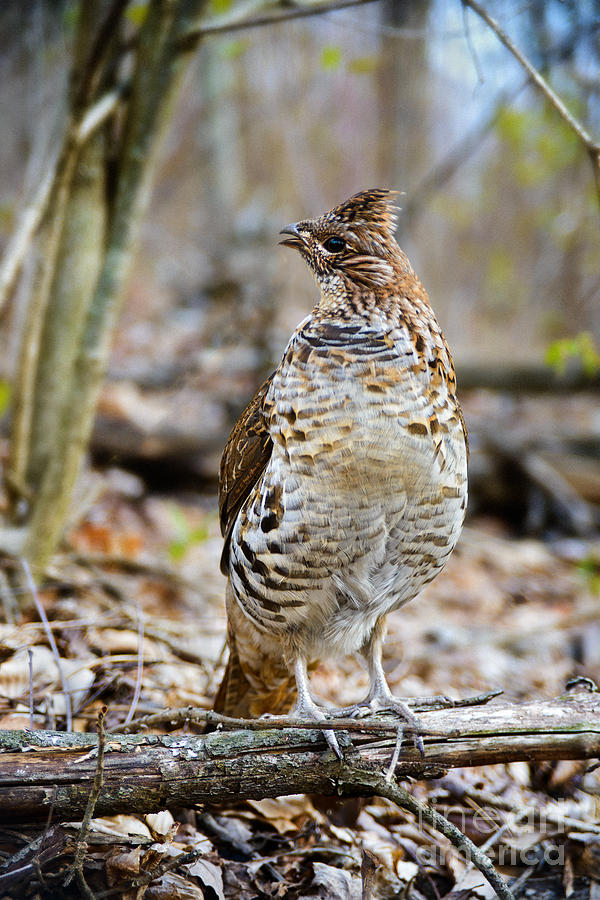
0 688 598 825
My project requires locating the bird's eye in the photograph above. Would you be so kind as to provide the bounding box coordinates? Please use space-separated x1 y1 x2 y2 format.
322 236 346 253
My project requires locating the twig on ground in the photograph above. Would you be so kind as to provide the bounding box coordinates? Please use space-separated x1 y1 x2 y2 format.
441 777 600 836
454 802 535 895
27 649 34 730
29 787 57 894
121 603 144 728
68 549 201 592
509 865 538 898
22 559 72 731
63 707 107 896
0 788 58 894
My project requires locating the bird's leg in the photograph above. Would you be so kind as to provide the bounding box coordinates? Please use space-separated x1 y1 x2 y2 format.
290 656 342 759
328 624 425 756
362 626 425 757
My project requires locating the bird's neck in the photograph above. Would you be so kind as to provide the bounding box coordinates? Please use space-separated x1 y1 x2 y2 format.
314 262 434 332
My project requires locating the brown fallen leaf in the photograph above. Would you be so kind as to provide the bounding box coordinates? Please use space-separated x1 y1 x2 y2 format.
144 871 205 899
105 847 142 886
246 795 324 835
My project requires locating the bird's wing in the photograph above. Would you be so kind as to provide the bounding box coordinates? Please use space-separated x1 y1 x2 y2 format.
219 373 274 574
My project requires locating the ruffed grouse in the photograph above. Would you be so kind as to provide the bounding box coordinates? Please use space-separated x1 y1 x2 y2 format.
215 189 468 756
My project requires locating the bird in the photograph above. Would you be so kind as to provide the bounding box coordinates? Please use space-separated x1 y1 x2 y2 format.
214 189 468 757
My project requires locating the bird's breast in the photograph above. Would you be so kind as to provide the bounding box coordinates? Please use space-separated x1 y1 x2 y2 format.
267 319 466 496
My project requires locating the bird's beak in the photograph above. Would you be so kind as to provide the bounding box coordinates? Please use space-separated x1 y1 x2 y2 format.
279 223 304 249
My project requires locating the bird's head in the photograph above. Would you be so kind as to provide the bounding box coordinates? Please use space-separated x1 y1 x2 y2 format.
279 189 403 291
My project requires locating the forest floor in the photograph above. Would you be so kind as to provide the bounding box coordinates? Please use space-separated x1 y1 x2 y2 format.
0 462 599 899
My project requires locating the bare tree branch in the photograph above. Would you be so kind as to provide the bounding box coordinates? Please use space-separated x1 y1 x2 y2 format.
21 0 210 574
182 0 382 44
0 161 56 316
462 0 600 205
6 137 80 491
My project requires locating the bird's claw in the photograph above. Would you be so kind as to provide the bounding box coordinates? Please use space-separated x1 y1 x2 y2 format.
291 701 343 759
328 696 425 757
380 699 425 758
413 731 425 758
323 727 343 759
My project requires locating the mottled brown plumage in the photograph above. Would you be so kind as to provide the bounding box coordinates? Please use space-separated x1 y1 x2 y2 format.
214 189 468 753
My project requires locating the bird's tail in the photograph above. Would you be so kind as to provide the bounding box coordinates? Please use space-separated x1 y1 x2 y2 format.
213 640 297 717
213 588 297 717
213 640 254 716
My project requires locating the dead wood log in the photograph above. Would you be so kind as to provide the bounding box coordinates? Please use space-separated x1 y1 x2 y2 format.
457 364 600 394
0 686 598 825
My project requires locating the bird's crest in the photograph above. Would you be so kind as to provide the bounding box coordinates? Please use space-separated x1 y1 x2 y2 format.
325 189 400 242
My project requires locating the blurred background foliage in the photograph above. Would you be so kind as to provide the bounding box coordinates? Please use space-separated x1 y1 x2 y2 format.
0 0 598 505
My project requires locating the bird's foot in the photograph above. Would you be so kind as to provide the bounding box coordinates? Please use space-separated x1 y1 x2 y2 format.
328 693 425 758
290 696 342 759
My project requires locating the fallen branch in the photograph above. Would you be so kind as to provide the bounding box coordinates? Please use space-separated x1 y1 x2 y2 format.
457 362 600 394
0 686 597 826
111 689 503 734
351 772 515 900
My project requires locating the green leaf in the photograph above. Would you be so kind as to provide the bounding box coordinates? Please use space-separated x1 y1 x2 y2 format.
496 107 528 146
321 45 342 70
578 331 600 376
348 56 378 75
0 380 11 417
545 332 600 376
126 3 149 27
210 0 234 14
576 555 600 595
496 101 580 186
167 504 209 562
220 39 249 60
